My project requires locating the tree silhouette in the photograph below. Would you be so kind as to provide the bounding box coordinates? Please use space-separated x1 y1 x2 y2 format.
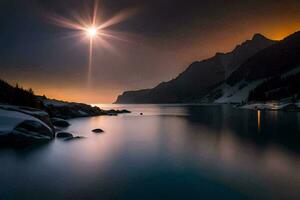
0 79 37 107
248 73 300 102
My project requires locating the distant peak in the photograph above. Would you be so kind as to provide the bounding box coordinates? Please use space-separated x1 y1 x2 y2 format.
282 30 300 41
252 33 269 41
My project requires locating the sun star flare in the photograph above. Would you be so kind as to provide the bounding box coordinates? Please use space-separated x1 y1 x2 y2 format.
86 26 98 38
48 0 135 88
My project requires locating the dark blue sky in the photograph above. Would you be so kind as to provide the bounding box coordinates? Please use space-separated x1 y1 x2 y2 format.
1 0 300 103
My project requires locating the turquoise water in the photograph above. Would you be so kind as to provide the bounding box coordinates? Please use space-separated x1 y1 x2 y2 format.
0 104 299 199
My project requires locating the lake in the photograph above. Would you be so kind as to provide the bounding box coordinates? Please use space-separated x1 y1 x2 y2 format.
0 104 299 199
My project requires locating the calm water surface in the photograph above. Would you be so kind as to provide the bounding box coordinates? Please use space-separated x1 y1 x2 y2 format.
0 104 300 199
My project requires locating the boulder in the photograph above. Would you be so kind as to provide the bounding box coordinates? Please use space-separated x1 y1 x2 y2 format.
106 109 131 116
0 104 54 131
64 136 85 141
92 128 104 133
0 109 54 145
56 132 73 138
51 118 70 128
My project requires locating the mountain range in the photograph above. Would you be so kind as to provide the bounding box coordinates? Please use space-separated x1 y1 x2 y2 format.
115 31 300 104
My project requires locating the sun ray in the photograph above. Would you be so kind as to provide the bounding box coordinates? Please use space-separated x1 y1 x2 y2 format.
98 8 139 30
47 0 138 87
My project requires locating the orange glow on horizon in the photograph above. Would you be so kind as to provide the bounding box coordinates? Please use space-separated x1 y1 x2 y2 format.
262 22 300 41
34 87 117 104
4 15 300 104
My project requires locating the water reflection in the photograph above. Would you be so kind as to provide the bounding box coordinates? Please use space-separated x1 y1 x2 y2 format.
257 110 261 132
180 105 300 153
0 140 53 158
0 104 299 199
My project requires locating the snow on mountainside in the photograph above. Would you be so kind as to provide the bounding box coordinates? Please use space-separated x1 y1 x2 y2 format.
202 65 300 104
115 33 275 104
282 65 300 78
227 31 300 85
240 102 290 110
214 80 264 103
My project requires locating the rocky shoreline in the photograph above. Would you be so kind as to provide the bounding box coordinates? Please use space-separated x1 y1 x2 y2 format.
237 101 300 112
39 97 130 119
0 99 130 146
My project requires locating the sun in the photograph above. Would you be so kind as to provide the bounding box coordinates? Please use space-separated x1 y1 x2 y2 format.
86 27 98 38
48 0 136 87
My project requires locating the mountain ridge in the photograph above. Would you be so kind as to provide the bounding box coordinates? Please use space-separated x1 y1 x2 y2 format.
227 31 300 85
115 33 275 103
200 31 300 104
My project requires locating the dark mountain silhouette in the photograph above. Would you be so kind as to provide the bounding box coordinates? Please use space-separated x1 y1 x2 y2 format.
227 31 300 85
198 31 300 103
115 34 275 103
248 73 300 102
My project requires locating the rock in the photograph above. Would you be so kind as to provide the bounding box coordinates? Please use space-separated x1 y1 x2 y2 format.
119 109 131 113
0 109 54 145
106 109 131 116
92 128 104 133
51 118 70 128
64 136 85 141
41 98 107 119
56 132 73 138
0 104 54 131
54 127 62 132
107 113 118 116
38 97 131 119
10 120 54 144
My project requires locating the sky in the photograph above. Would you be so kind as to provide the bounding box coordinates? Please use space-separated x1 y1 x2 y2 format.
1 0 300 103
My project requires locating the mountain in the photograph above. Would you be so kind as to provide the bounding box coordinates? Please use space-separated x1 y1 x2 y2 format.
248 72 300 102
115 34 275 103
203 31 300 104
227 31 300 85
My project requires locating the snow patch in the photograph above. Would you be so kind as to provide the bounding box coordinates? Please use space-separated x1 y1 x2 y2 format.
215 80 263 104
282 65 300 78
240 102 290 110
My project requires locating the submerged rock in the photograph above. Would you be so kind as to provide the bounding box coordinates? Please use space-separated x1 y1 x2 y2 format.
56 132 85 141
51 118 70 128
56 132 73 138
64 136 85 141
106 109 131 116
92 128 104 133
